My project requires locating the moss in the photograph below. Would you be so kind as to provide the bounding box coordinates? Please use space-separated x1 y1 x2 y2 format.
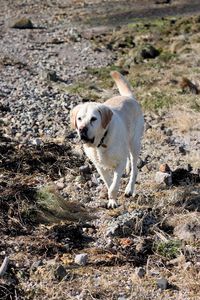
127 17 172 36
141 91 174 112
87 65 124 88
191 100 200 112
159 51 177 63
65 82 100 101
154 240 181 259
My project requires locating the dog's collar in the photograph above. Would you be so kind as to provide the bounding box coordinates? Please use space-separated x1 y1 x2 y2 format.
97 130 108 148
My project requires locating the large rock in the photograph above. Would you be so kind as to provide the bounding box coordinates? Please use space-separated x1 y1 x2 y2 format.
140 44 160 59
106 209 157 237
11 18 34 29
174 221 200 241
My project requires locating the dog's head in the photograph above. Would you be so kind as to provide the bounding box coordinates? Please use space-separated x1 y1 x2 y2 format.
70 102 113 146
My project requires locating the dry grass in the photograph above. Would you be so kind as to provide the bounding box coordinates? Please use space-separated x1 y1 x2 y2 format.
170 108 200 133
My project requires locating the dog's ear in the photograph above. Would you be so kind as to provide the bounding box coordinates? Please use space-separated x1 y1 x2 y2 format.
98 105 113 129
70 104 82 129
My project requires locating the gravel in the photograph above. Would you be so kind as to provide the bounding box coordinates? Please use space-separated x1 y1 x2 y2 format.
0 19 114 144
106 209 157 237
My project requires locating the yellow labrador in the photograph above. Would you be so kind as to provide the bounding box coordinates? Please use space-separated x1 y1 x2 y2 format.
70 71 144 208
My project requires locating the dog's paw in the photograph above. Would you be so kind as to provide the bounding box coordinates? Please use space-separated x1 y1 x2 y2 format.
107 199 118 209
125 191 132 198
125 187 136 198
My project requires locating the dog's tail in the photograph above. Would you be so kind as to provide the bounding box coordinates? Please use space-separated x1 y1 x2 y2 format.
110 71 133 97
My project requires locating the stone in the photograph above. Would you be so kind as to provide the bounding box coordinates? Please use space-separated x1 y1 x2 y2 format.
140 45 160 59
47 71 59 82
118 296 127 300
165 128 173 136
56 179 65 190
75 175 85 183
12 18 34 29
159 164 171 173
137 158 145 169
135 267 146 278
54 265 67 281
30 138 43 146
74 253 88 266
79 165 91 175
179 146 186 155
155 171 172 186
174 221 200 242
157 277 169 290
30 260 43 271
106 209 157 237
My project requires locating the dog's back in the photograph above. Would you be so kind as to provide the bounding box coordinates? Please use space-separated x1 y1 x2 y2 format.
105 72 143 137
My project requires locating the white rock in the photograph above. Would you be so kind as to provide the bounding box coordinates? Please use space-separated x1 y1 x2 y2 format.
74 253 88 266
155 171 172 185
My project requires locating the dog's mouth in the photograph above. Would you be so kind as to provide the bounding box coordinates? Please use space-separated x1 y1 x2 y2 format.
80 135 95 144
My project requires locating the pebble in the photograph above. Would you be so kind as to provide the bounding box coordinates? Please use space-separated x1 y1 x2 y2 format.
30 260 43 271
75 175 85 183
55 178 65 190
157 277 169 290
79 165 91 175
30 138 43 146
47 71 59 82
135 267 146 278
74 253 88 266
179 146 187 155
54 265 67 281
159 163 171 173
164 128 173 136
137 158 145 169
140 44 160 59
155 171 172 186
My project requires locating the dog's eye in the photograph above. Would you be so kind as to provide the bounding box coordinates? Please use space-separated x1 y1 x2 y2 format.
77 117 82 121
90 117 97 123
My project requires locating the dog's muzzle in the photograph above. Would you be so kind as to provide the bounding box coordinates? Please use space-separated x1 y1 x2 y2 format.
79 127 94 144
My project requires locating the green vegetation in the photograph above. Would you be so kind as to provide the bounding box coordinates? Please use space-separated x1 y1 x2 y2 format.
141 91 174 112
66 82 100 100
155 240 181 259
87 65 123 88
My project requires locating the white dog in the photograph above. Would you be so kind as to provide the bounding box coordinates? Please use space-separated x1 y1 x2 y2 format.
70 71 144 208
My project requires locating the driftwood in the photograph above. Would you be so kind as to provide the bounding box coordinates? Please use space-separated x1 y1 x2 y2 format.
0 257 9 277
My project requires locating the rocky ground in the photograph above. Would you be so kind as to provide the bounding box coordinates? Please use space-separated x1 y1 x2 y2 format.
0 1 200 299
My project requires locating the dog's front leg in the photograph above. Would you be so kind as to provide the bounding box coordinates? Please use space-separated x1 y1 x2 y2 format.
107 161 126 208
95 166 112 189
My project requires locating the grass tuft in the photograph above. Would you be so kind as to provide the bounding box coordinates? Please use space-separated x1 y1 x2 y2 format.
36 185 92 223
154 239 181 259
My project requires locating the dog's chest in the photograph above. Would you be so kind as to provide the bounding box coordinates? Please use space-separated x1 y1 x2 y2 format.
84 146 118 170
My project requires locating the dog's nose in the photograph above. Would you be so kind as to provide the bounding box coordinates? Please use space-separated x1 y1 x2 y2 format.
79 126 88 139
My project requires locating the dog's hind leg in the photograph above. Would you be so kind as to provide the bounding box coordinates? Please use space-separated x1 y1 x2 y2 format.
125 156 131 175
124 151 138 197
125 123 143 197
